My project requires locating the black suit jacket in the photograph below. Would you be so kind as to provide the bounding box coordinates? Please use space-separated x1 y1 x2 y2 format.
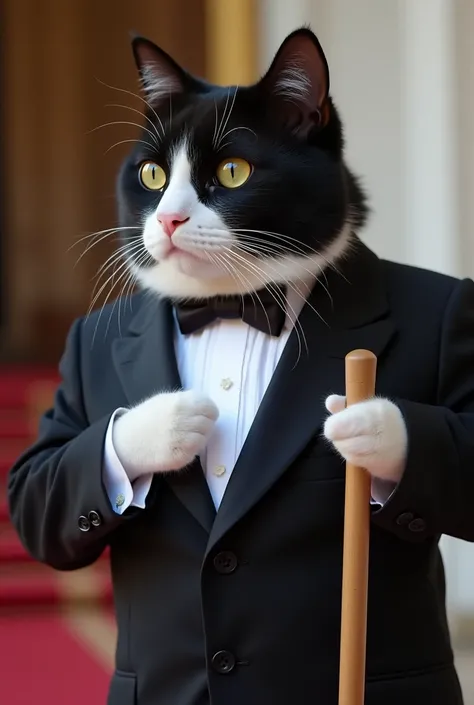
8 242 474 705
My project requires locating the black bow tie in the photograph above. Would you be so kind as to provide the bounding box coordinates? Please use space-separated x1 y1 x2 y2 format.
174 286 287 337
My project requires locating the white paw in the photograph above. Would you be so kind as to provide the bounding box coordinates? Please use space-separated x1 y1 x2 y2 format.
113 389 219 479
323 395 407 482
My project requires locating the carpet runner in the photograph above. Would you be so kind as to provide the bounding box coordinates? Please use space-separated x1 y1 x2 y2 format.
0 366 116 703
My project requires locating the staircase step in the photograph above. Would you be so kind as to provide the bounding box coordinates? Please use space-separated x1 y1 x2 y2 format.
0 562 113 607
0 443 31 474
0 524 32 562
0 372 57 410
0 366 115 611
0 419 31 440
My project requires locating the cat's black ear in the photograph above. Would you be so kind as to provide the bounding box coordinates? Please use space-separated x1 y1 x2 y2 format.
259 27 330 138
132 36 187 105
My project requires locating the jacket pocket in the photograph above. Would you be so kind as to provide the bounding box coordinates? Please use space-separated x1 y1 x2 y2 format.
107 670 137 705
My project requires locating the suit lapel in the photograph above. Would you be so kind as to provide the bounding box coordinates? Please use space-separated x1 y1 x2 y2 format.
112 296 216 533
207 242 396 552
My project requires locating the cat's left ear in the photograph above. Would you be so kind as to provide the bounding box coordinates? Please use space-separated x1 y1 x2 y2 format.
259 27 330 138
131 35 188 106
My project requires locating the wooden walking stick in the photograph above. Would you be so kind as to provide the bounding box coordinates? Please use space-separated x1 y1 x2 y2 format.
338 349 377 705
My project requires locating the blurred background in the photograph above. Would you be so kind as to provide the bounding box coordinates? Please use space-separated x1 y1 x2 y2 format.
0 0 473 702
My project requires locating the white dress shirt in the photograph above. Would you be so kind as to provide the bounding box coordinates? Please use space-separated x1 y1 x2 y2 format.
103 280 393 514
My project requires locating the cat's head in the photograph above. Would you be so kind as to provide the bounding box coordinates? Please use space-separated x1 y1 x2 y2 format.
116 27 368 300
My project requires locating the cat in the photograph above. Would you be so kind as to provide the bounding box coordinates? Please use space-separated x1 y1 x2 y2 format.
111 27 407 489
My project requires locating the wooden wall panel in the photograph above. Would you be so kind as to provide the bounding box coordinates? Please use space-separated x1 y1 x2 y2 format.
1 0 206 362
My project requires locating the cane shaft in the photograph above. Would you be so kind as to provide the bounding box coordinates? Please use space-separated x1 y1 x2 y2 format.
338 350 377 705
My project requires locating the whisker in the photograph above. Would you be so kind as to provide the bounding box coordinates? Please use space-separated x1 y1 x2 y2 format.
104 138 157 155
210 251 268 331
232 243 329 328
231 229 322 258
216 126 257 152
234 241 329 304
95 77 166 139
88 120 160 153
214 87 234 150
69 226 139 250
218 248 296 351
88 252 135 323
93 242 144 283
230 229 339 305
91 256 136 346
74 233 139 268
212 100 219 150
232 227 348 285
106 103 161 144
220 246 309 365
108 254 147 339
215 86 239 150
94 243 142 277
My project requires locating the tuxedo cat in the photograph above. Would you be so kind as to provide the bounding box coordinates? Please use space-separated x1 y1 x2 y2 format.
113 28 407 489
8 24 473 705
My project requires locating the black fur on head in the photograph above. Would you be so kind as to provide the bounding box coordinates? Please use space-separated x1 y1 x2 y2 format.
116 27 368 300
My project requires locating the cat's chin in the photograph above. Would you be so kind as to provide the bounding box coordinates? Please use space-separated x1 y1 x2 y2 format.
164 248 224 278
135 258 245 299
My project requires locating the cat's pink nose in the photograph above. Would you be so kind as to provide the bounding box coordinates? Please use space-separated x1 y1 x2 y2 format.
157 213 190 237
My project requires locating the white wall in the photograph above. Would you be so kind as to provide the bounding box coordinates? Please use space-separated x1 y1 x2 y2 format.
259 0 403 261
258 0 474 624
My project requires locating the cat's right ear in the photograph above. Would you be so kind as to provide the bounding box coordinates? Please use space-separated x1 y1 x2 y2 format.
131 35 186 106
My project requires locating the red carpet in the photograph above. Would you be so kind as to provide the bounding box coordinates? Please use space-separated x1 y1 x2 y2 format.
0 366 115 703
0 611 111 704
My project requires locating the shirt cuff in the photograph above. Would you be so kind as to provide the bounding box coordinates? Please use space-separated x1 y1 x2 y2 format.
103 408 153 515
370 478 397 507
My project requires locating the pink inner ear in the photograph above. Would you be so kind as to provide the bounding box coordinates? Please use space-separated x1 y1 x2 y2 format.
270 34 329 112
134 41 162 69
132 37 185 104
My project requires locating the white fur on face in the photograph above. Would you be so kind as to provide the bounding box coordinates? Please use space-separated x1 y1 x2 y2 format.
136 139 352 299
139 140 237 296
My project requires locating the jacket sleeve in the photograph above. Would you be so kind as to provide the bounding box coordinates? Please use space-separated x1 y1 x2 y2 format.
7 317 141 570
372 277 474 543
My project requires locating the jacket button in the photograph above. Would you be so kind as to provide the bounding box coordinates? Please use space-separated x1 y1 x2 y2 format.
88 510 102 527
395 512 414 526
78 516 91 532
408 517 426 532
211 650 236 674
213 551 238 574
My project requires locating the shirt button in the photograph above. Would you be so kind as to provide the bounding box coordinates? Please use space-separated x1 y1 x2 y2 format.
213 465 226 477
115 494 125 508
78 516 91 532
220 378 233 391
211 650 236 674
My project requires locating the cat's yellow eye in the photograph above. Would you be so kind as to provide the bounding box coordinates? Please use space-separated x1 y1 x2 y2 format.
216 158 252 189
139 161 167 191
